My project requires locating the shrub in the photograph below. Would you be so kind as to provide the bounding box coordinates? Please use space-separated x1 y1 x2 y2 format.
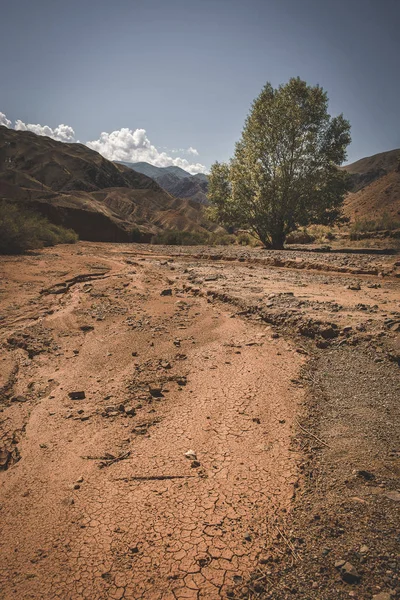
350 213 400 238
0 200 78 254
208 232 236 246
236 231 260 246
286 229 315 244
151 230 209 246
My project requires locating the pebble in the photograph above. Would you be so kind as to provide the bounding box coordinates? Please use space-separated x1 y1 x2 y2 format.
185 450 197 460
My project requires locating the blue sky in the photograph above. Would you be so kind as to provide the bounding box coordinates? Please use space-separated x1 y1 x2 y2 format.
0 0 399 173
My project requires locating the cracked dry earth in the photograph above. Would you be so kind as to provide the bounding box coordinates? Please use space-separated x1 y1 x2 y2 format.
0 243 305 600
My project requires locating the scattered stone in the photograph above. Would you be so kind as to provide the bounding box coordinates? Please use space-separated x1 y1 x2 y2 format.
335 560 346 569
372 593 392 600
131 351 138 357
149 385 163 397
360 545 369 554
185 450 197 460
11 395 28 403
355 469 375 481
191 460 201 468
244 532 252 542
80 325 94 332
160 289 172 296
271 333 280 339
384 490 400 502
125 406 136 416
68 391 86 400
339 562 361 584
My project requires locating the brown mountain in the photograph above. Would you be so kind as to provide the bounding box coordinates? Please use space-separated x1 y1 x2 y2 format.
121 161 209 205
0 127 219 241
342 149 400 222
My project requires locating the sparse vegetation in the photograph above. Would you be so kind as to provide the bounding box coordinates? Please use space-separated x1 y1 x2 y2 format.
208 78 351 248
151 229 259 247
0 200 78 254
151 230 210 246
349 213 400 239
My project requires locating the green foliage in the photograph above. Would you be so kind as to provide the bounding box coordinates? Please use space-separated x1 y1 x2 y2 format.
151 229 244 247
0 201 78 254
285 229 315 245
208 78 351 249
151 229 210 246
349 213 400 239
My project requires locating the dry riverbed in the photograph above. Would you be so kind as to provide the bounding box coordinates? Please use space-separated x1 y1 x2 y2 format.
0 242 399 600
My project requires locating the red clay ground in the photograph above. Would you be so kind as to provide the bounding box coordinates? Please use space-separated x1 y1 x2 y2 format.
0 242 399 599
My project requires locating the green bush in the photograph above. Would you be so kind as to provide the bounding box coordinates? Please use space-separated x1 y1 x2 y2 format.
151 229 210 246
286 229 315 244
350 213 400 239
208 232 236 246
236 231 260 246
0 200 78 254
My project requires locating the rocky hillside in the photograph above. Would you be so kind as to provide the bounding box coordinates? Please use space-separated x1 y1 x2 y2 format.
120 161 209 205
0 127 218 242
343 149 400 222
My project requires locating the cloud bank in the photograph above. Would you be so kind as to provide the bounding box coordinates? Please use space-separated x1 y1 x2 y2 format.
86 128 206 174
0 111 206 174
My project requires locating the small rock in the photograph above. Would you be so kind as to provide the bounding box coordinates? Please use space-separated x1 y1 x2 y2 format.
11 395 28 403
335 560 346 569
160 289 172 296
149 385 163 398
68 391 86 400
360 545 369 554
372 593 392 600
355 469 375 481
125 406 136 416
244 532 252 542
340 562 361 584
80 325 94 332
191 460 201 468
185 450 197 460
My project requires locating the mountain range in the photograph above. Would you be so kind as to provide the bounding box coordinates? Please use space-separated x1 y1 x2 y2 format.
119 161 209 205
0 127 220 242
0 124 398 244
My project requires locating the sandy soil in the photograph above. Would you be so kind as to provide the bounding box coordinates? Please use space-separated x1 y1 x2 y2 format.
0 242 399 600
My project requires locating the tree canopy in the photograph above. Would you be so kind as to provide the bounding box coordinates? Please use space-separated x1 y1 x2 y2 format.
207 78 351 248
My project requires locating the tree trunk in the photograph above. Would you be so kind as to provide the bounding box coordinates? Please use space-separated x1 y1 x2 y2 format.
270 228 285 250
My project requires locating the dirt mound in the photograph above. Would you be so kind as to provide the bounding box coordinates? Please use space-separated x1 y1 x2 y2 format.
0 127 217 241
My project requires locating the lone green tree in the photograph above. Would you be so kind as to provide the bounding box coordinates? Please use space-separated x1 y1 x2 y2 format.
208 78 351 248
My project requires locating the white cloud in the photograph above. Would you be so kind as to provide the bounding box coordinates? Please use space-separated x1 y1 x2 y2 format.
14 119 76 143
0 111 206 174
0 112 12 128
86 127 207 174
